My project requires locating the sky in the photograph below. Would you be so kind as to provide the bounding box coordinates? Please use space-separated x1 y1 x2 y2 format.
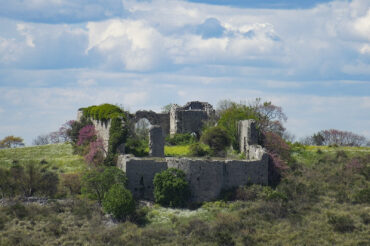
0 0 369 145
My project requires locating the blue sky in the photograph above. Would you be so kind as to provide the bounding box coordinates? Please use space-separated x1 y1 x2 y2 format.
0 0 370 144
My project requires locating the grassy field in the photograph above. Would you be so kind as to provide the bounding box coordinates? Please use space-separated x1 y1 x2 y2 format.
164 145 191 157
0 143 86 173
0 145 369 245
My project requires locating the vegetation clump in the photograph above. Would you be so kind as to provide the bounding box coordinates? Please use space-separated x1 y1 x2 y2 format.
81 166 127 205
102 184 135 219
165 133 196 146
200 126 230 157
81 104 126 122
153 168 190 207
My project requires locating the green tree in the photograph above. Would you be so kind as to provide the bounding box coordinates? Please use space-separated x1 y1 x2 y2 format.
153 168 190 207
217 103 259 150
200 126 231 157
81 167 127 205
102 184 135 219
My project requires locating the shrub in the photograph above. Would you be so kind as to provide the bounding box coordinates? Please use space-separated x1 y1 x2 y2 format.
0 167 11 198
327 212 355 232
264 131 290 160
8 203 28 219
165 133 196 146
2 162 59 198
102 184 135 219
235 185 264 201
125 138 148 157
153 168 190 207
189 143 210 157
81 167 127 205
200 126 230 156
60 173 81 195
353 188 370 204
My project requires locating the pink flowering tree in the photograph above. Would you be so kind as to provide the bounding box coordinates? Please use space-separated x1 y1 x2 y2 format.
85 138 106 167
78 125 96 146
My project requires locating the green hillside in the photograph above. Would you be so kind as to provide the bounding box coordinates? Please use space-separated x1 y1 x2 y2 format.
0 144 369 245
0 143 86 173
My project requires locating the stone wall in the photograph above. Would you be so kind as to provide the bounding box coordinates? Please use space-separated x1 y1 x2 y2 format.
117 155 269 202
170 101 215 136
117 155 167 200
131 111 170 138
149 125 164 157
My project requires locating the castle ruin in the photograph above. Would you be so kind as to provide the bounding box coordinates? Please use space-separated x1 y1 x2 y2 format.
77 101 269 202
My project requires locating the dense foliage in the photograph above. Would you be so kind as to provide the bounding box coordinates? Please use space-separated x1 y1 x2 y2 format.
217 103 260 150
153 168 190 207
82 104 126 122
0 161 58 198
200 126 231 157
81 167 127 205
102 184 135 219
165 133 196 146
105 117 128 165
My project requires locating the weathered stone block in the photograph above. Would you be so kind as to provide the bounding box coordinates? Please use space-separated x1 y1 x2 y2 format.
149 125 164 157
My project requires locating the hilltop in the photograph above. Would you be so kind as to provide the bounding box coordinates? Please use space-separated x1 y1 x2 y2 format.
0 144 369 245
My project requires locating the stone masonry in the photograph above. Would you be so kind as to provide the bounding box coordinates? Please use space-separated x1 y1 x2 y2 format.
117 154 269 202
149 125 164 157
79 102 269 203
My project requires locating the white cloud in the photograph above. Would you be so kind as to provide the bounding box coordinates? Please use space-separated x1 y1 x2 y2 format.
86 19 168 71
353 9 370 40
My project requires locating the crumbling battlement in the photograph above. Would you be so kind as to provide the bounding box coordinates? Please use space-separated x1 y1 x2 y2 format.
117 154 269 202
77 101 215 152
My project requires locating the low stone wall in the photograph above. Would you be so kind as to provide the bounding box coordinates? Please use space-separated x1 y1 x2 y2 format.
117 154 269 202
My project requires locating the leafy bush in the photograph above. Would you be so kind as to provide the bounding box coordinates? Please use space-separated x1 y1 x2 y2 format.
0 162 59 198
125 138 148 157
60 173 81 195
102 184 135 219
200 126 230 157
188 143 210 157
235 185 264 201
81 167 127 205
153 168 190 207
165 133 196 146
327 212 355 232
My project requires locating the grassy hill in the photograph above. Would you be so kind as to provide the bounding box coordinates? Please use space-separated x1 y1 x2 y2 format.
0 144 369 245
0 143 86 173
